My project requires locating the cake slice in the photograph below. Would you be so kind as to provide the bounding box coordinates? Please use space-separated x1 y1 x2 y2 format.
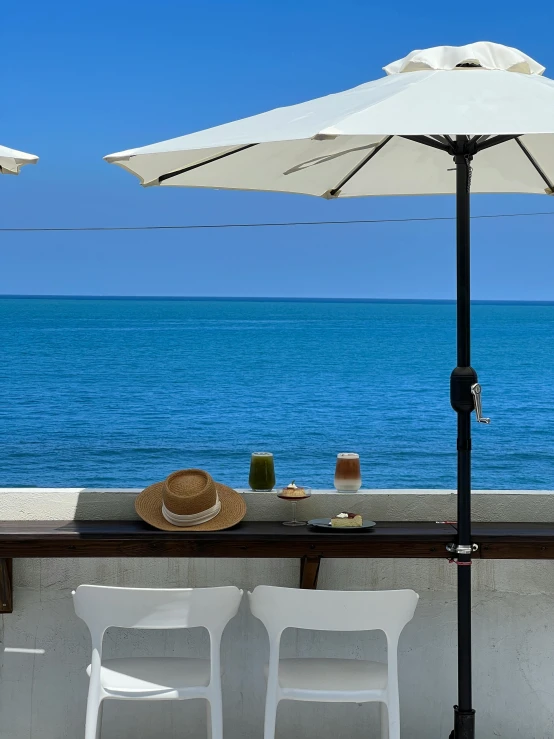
330 512 363 528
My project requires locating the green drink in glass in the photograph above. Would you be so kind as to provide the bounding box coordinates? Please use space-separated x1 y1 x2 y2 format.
249 452 276 491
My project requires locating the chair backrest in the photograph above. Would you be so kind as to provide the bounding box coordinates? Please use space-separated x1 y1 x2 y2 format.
249 586 418 642
73 585 242 642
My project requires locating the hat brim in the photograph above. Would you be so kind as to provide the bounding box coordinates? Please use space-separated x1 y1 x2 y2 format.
135 480 246 532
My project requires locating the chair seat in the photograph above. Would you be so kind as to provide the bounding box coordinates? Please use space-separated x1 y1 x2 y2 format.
87 658 211 696
268 658 388 693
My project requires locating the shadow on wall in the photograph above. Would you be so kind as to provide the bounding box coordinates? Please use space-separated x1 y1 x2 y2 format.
73 489 140 521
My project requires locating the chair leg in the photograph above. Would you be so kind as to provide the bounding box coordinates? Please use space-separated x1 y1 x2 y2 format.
206 698 212 739
207 695 223 739
380 702 389 739
386 695 401 739
95 701 104 739
84 693 103 739
263 693 278 739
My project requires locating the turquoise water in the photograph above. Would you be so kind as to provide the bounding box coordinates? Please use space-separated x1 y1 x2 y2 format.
1 297 553 490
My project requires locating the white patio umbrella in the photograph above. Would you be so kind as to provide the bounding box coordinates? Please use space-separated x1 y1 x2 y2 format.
105 41 554 739
0 144 38 175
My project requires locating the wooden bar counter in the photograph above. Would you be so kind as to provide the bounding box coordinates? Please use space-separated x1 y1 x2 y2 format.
2 519 554 612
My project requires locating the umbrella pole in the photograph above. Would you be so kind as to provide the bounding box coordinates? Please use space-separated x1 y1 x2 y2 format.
449 136 476 739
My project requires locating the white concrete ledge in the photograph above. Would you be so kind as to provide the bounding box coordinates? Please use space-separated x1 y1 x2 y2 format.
1 488 554 522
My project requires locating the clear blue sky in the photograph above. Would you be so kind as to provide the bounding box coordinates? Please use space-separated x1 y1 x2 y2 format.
1 1 554 299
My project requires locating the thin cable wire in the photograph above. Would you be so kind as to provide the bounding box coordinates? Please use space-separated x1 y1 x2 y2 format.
0 210 554 232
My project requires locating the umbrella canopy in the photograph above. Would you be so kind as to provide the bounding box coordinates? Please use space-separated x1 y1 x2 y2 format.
105 41 554 198
0 144 38 175
105 42 553 739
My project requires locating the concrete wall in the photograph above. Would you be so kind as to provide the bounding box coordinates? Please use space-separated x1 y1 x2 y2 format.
1 489 554 739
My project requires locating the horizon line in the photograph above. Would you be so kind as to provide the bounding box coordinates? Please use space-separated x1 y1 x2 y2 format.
1 294 554 305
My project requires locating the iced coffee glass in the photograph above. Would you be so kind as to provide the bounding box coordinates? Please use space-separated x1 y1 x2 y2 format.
334 453 362 492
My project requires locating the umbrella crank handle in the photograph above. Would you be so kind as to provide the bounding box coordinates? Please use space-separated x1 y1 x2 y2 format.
471 383 490 424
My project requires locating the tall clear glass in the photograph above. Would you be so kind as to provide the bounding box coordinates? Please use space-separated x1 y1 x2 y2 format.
249 452 276 491
334 452 362 492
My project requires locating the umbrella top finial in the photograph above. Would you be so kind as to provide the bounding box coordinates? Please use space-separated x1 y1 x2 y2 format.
383 41 545 76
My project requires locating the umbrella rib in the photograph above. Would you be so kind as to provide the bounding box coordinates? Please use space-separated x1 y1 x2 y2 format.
327 136 393 197
157 143 258 184
399 135 452 153
474 135 520 153
514 137 554 193
429 135 451 147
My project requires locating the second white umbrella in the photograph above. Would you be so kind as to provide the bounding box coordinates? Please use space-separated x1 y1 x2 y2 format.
0 144 38 175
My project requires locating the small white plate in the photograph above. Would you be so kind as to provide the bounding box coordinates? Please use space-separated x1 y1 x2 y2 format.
308 518 376 531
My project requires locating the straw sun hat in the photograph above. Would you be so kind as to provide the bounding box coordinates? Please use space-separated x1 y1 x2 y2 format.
135 469 246 532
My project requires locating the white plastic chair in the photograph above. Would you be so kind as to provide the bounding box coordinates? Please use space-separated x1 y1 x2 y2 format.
73 584 242 739
248 586 419 739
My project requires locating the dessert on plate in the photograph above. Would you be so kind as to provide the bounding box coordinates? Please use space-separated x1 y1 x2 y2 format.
330 511 363 528
279 481 308 498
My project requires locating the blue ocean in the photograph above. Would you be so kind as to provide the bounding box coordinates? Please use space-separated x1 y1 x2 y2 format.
1 297 553 490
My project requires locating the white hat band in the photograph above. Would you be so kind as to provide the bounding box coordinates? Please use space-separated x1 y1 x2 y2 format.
162 495 221 526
